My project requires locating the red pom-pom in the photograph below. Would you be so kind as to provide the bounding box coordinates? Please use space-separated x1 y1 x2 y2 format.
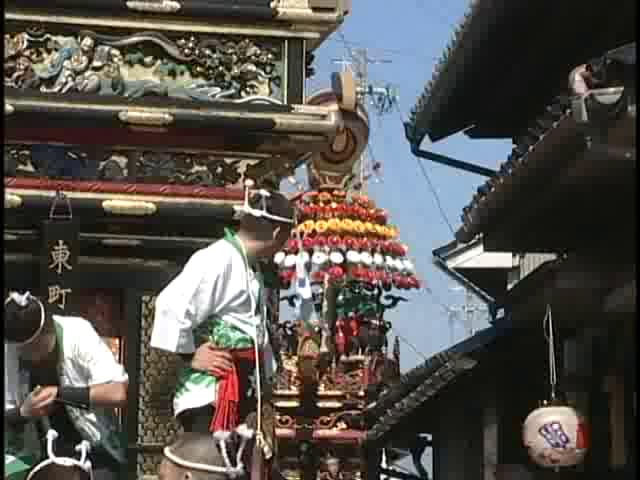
328 265 345 280
344 236 357 250
285 238 300 254
312 270 327 282
327 235 342 248
302 237 315 251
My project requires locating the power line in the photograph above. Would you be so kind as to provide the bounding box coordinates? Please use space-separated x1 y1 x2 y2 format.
332 31 398 191
390 325 429 362
333 30 459 332
393 104 455 236
415 153 455 236
448 286 489 339
326 38 442 64
423 285 453 317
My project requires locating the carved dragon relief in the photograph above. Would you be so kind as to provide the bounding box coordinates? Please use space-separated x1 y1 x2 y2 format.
5 28 284 104
275 410 363 431
3 144 288 188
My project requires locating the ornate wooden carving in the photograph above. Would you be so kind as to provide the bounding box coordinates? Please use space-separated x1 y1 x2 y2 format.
305 91 370 190
5 28 284 104
4 144 283 190
273 346 379 480
137 295 182 476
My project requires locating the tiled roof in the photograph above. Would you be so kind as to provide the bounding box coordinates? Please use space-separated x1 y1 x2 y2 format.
407 1 636 143
365 321 513 444
455 42 636 243
455 96 580 243
406 1 478 144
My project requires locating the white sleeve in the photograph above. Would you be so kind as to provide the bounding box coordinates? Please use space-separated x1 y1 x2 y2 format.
4 344 21 410
74 321 129 385
150 247 230 354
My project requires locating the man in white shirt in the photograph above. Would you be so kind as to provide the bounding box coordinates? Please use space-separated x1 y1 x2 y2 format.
4 292 129 480
150 189 294 436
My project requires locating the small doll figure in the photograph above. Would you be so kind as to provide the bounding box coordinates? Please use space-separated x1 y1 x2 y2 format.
335 317 347 359
324 456 343 480
347 313 361 356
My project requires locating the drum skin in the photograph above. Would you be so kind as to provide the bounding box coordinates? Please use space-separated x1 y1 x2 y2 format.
522 404 589 468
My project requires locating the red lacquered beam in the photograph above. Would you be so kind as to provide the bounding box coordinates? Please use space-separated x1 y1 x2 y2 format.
5 177 244 201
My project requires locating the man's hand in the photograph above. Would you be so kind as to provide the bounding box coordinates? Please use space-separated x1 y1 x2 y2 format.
191 342 233 377
20 386 58 418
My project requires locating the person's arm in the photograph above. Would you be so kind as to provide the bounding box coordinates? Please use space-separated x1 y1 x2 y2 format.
71 320 130 408
4 343 32 424
150 246 231 355
88 383 127 407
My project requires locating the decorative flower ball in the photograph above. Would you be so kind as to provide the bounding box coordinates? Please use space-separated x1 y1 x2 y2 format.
274 189 421 290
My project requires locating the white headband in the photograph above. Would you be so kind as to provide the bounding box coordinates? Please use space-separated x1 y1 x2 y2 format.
233 182 294 225
4 291 46 346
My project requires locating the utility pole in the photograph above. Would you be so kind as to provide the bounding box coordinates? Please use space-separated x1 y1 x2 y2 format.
447 286 488 341
331 48 397 192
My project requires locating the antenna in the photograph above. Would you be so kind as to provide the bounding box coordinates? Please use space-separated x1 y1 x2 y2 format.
332 48 397 115
331 47 398 192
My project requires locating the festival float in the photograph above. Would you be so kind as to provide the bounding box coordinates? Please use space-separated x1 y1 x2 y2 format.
270 186 421 480
3 1 374 479
3 0 423 477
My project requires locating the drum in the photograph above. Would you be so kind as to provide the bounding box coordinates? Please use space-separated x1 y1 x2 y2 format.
26 463 90 480
23 430 93 480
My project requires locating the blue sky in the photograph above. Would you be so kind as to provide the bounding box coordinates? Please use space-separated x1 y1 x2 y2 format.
306 0 512 369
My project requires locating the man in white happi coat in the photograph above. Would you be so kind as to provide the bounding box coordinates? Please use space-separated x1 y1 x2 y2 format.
150 188 294 437
4 291 129 480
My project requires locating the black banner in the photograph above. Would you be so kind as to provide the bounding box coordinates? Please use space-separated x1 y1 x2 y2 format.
40 219 79 315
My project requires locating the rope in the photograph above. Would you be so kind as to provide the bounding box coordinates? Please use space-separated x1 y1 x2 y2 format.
27 430 93 480
254 324 264 452
227 229 267 460
164 446 239 476
543 304 558 400
164 424 256 477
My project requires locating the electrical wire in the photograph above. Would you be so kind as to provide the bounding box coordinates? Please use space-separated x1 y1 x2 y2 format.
337 30 356 65
394 103 455 236
390 325 429 362
415 153 455 236
326 38 442 64
333 28 460 356
422 285 453 317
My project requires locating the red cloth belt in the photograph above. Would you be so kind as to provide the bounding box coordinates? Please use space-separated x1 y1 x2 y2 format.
210 348 264 433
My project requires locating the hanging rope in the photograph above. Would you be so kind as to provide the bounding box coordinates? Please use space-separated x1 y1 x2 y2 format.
543 304 558 401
